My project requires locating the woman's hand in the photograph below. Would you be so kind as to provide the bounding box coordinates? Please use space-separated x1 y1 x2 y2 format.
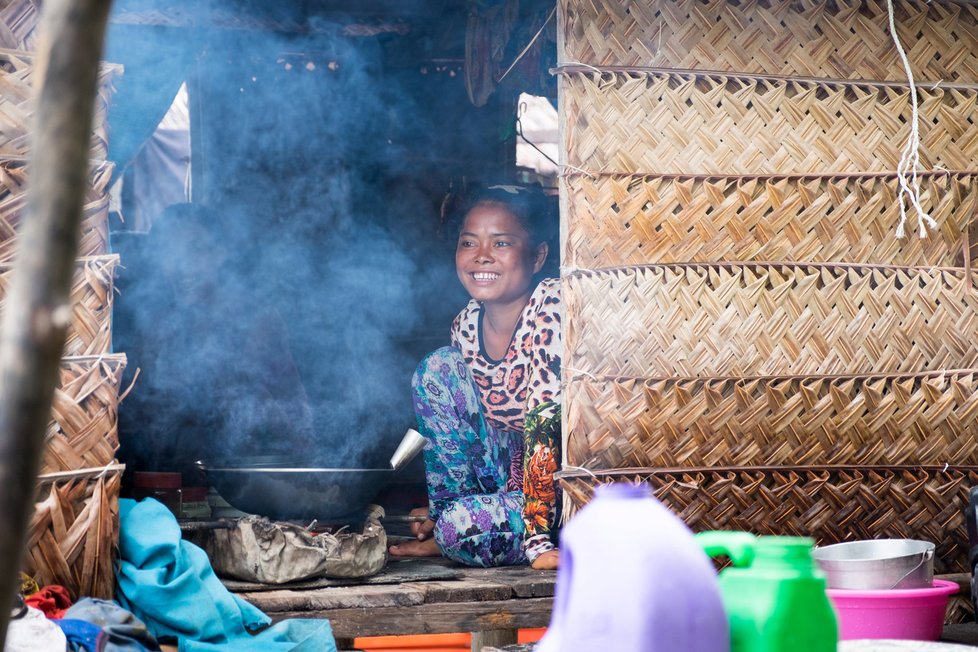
389 507 442 558
530 549 559 570
407 506 435 541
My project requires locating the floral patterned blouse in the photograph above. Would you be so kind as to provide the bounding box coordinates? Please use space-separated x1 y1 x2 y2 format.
451 278 562 561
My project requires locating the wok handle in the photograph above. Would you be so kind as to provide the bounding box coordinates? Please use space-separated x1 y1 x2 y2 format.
384 515 429 523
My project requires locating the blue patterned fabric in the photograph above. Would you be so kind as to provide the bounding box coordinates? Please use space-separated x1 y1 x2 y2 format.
413 347 527 567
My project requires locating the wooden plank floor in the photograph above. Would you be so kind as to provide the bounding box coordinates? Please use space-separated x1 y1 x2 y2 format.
231 558 557 639
232 564 978 649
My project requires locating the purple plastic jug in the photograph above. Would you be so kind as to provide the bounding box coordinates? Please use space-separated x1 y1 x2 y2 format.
536 482 729 652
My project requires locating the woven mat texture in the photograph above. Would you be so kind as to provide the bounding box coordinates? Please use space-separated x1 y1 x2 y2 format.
560 0 978 83
564 173 978 269
561 71 978 174
43 355 127 476
559 467 977 575
25 471 121 600
565 264 978 378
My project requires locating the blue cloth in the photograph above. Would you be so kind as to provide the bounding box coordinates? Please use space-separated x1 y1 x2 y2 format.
115 498 336 652
56 618 105 652
64 598 160 651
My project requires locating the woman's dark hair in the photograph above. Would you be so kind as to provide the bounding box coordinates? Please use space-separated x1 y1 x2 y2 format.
449 183 557 249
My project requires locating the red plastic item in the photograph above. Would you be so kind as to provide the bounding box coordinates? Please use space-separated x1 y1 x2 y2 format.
181 486 209 502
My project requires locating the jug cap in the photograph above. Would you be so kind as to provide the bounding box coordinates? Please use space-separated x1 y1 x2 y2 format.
753 536 817 564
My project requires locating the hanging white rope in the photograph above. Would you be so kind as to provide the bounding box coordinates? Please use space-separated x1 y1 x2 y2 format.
886 0 938 238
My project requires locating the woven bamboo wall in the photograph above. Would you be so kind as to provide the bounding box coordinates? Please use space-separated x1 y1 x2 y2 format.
43 355 128 476
0 158 113 263
561 0 978 82
25 466 123 600
0 6 126 599
564 173 978 269
0 1 39 51
0 256 119 356
558 0 978 581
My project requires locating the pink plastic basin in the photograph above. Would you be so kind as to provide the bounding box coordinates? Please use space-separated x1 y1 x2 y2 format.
826 579 959 641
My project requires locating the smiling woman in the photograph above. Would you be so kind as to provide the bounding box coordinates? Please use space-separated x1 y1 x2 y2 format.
389 185 562 570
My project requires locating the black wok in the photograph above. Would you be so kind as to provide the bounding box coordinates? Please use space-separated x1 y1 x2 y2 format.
197 457 392 520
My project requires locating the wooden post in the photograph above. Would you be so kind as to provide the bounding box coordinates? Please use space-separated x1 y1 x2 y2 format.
471 629 518 652
0 0 112 645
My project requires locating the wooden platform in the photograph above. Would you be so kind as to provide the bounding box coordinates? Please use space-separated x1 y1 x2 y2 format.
230 562 978 651
229 558 556 649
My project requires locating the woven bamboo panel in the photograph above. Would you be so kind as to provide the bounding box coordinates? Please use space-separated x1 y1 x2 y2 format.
0 255 118 356
948 595 975 625
561 71 978 174
42 355 127 475
0 49 121 160
565 371 978 469
565 264 978 378
0 0 39 51
558 466 978 575
563 173 978 269
560 0 978 83
0 157 112 262
25 468 121 600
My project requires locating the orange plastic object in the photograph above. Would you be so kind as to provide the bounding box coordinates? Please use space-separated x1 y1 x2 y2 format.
519 628 546 643
353 632 469 651
354 628 546 651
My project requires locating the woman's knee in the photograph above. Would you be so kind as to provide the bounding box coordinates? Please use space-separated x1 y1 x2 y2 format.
433 499 525 568
414 347 464 383
412 347 470 401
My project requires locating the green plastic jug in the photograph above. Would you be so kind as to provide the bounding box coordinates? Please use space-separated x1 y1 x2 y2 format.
697 531 838 652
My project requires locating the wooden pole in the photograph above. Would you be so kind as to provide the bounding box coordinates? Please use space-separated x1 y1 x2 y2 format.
0 0 112 644
472 629 519 652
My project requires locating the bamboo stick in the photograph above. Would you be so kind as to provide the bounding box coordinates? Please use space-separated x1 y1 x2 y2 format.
0 0 112 643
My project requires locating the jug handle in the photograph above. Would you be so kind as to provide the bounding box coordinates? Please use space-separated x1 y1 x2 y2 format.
697 531 757 567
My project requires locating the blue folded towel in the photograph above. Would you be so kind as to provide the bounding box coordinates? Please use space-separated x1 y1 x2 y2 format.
115 498 336 652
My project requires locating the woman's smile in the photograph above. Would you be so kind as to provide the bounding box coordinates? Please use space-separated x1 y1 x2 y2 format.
471 271 501 283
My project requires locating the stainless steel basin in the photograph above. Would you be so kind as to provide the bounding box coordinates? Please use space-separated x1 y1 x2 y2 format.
813 539 935 590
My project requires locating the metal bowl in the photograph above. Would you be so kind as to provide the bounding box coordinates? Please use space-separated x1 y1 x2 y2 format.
813 539 935 590
198 458 392 521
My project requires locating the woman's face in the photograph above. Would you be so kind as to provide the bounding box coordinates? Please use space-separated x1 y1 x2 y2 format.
455 202 547 308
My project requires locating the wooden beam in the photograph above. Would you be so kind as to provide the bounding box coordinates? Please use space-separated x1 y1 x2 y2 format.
108 1 466 32
268 597 554 639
